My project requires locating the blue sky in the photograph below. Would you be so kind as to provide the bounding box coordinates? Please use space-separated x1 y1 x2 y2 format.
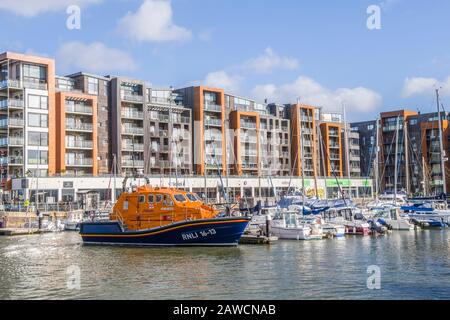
1 0 450 121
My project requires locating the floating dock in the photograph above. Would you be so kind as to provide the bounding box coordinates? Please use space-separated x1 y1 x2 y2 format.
239 234 278 245
0 228 44 236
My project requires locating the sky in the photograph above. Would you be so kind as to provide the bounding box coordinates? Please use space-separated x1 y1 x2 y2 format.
1 0 450 121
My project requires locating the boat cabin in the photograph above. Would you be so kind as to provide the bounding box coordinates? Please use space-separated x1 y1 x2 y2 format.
110 186 219 231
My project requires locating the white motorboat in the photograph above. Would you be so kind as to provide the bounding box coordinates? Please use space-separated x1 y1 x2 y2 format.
270 211 313 240
323 207 371 236
371 207 415 230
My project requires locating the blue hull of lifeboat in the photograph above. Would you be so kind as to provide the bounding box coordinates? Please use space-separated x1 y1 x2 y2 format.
79 217 250 247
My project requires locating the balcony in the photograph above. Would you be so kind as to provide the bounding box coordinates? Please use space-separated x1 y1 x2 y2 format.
241 122 257 129
204 118 222 126
241 163 258 170
0 79 21 90
65 104 93 115
65 122 93 131
204 103 222 112
0 157 7 166
121 93 144 103
7 137 24 146
23 80 47 90
122 127 144 135
122 159 144 167
66 158 93 166
121 110 143 119
158 114 170 122
66 140 93 149
122 143 144 152
0 99 23 110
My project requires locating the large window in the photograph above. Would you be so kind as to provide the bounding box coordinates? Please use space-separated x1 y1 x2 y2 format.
28 95 48 110
87 77 99 95
28 132 48 146
28 113 48 128
28 150 48 165
23 64 46 82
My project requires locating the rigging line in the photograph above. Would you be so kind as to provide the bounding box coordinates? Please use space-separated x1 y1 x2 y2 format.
379 122 398 191
362 122 377 199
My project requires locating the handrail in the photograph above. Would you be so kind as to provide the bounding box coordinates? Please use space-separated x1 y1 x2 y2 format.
114 209 126 231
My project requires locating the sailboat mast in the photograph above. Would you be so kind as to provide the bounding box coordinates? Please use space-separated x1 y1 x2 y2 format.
343 104 351 199
374 118 380 202
299 106 305 210
394 116 400 204
436 88 447 195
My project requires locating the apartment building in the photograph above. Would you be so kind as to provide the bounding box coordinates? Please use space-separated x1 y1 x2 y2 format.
264 104 290 176
176 86 226 176
0 52 55 190
344 128 362 178
54 90 98 176
288 104 319 178
146 88 192 176
319 122 343 177
66 72 111 174
110 77 146 175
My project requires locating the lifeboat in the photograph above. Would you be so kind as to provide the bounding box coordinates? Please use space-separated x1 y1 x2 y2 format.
79 180 250 247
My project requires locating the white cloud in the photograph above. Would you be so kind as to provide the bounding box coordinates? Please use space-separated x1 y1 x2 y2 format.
0 0 101 17
402 77 450 97
57 41 136 73
252 76 382 112
118 0 192 43
242 47 299 74
203 70 242 93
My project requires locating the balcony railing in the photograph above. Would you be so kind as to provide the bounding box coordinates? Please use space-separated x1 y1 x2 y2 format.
121 93 144 103
122 127 144 135
65 104 93 115
241 122 257 129
8 156 23 165
66 140 93 149
7 137 24 146
204 103 222 112
9 118 24 127
23 80 47 90
122 159 144 167
66 158 93 166
65 122 93 131
0 80 21 89
204 118 222 126
122 143 144 151
0 99 23 109
121 110 144 119
159 130 169 137
241 163 258 169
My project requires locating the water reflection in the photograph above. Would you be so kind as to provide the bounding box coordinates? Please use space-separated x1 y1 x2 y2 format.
0 231 449 300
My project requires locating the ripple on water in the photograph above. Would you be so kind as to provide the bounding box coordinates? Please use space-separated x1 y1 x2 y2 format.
0 231 450 299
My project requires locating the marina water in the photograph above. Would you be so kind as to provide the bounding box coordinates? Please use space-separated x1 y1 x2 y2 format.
1 231 450 300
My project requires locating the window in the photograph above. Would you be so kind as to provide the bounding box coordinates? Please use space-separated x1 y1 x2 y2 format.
156 195 162 203
28 113 48 128
148 195 154 203
87 77 98 95
28 95 48 110
23 64 46 81
123 200 128 210
186 193 197 202
103 81 108 96
410 119 418 125
139 195 145 203
28 132 48 146
163 195 174 206
28 150 48 165
174 194 186 202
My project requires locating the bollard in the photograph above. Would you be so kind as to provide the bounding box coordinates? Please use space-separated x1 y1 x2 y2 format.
266 214 272 237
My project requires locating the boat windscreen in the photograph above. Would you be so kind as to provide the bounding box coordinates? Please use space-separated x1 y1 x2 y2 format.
174 194 187 202
186 193 197 202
